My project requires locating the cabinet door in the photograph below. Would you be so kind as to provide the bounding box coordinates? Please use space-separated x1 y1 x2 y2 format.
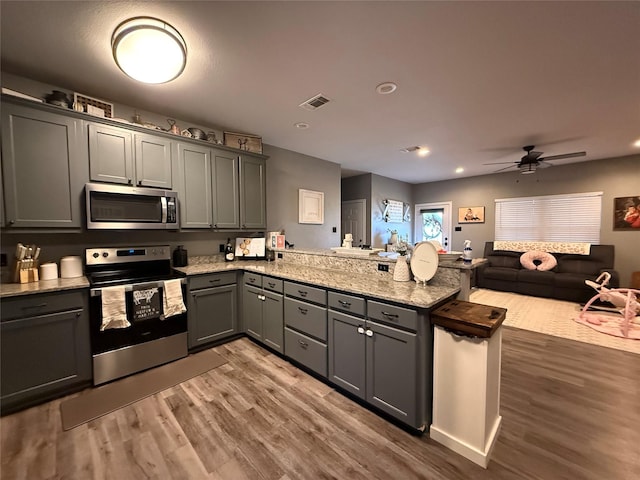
328 310 366 399
366 320 418 426
239 155 266 229
134 133 173 188
1 103 87 228
1 307 91 411
244 284 263 340
211 149 240 228
262 291 284 353
175 143 212 228
88 123 134 185
188 284 237 349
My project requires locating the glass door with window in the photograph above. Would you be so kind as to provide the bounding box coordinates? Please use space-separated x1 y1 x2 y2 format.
414 202 452 251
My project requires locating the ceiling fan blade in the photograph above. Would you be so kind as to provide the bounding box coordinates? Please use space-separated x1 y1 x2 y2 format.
494 164 518 173
526 151 543 160
538 160 554 168
539 151 586 162
483 161 518 165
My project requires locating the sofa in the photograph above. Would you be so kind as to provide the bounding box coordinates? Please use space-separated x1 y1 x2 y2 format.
476 242 619 303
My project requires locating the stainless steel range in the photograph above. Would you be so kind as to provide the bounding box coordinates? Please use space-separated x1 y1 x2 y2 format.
85 245 188 385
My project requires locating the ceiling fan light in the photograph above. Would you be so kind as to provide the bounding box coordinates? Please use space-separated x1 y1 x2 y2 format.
112 17 187 84
520 164 537 174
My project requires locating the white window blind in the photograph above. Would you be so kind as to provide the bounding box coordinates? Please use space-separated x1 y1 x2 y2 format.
495 191 602 243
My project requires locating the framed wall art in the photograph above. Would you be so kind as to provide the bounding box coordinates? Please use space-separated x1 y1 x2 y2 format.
223 131 263 153
458 206 485 223
613 196 640 230
299 189 324 224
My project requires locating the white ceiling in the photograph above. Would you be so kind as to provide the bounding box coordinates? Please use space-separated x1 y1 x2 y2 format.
2 1 639 184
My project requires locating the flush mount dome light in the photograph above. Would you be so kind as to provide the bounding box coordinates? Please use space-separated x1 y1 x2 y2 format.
112 17 187 84
376 82 397 94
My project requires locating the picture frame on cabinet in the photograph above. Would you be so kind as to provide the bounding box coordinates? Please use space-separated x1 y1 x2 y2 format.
223 131 263 153
299 189 324 224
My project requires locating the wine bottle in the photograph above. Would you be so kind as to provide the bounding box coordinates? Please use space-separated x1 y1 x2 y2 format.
225 238 235 262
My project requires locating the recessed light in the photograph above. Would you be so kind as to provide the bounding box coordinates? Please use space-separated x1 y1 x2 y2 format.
294 122 309 129
455 167 464 174
633 138 640 148
376 82 397 95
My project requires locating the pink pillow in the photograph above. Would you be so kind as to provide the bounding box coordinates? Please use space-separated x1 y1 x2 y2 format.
520 251 557 271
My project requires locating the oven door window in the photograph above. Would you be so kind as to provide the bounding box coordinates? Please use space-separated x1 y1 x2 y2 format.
90 285 186 355
89 191 162 223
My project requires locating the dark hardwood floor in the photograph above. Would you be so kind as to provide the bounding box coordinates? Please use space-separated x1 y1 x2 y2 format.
2 327 639 479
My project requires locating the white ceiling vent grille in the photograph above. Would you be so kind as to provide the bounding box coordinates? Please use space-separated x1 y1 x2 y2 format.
299 94 331 111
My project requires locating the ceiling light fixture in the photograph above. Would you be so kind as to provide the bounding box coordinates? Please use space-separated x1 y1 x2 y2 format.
376 82 397 95
455 167 464 174
520 163 537 175
633 138 640 148
294 122 310 129
417 147 430 157
112 17 187 84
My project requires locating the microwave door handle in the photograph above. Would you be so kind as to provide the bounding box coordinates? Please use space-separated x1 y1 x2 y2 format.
161 197 168 223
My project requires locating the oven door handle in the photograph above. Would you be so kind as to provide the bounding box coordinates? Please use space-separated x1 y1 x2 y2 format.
90 278 187 297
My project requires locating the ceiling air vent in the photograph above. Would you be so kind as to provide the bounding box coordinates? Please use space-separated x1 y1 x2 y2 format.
299 93 331 111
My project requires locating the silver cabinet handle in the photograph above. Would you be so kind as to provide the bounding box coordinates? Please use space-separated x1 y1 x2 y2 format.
381 311 399 318
209 278 221 283
298 340 308 348
298 290 308 297
298 307 308 314
357 326 365 334
365 329 374 337
268 282 276 288
338 300 351 307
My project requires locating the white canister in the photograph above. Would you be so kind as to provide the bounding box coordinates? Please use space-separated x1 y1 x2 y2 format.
60 256 83 278
40 262 59 280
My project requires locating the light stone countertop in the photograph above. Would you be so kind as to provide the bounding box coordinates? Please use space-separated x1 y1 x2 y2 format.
0 277 90 298
176 260 460 309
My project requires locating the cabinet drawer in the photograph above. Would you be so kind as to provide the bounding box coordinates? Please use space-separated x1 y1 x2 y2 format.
1 290 86 322
285 327 327 378
244 272 262 287
367 300 417 332
328 291 365 317
189 272 236 290
263 276 283 293
284 281 326 306
284 297 327 342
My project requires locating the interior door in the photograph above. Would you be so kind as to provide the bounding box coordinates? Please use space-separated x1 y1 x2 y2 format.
414 201 452 251
341 199 367 246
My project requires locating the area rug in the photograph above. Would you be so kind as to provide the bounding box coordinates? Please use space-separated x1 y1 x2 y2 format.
60 349 227 430
469 288 640 355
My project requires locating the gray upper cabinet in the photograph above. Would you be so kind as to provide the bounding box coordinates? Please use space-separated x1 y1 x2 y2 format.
175 142 213 228
239 155 266 229
1 101 88 228
212 149 240 228
88 123 172 188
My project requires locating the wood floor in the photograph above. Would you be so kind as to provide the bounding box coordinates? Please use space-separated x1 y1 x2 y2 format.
2 327 639 479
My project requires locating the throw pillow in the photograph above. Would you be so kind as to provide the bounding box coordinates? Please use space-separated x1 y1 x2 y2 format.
520 251 558 271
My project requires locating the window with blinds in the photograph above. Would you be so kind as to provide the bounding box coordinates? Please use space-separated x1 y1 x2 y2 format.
495 191 602 243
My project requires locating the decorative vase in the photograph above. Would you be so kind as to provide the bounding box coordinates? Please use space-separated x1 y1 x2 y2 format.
393 255 411 282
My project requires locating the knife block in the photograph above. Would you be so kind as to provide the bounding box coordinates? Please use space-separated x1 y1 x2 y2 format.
12 259 39 283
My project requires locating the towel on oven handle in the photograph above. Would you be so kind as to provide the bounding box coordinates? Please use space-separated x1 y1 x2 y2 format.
163 279 187 319
101 285 131 330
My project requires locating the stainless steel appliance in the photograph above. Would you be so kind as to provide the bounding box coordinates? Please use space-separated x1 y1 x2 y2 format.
85 183 178 230
85 245 187 385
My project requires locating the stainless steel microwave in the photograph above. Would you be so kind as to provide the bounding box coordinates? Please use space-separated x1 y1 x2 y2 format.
85 183 179 230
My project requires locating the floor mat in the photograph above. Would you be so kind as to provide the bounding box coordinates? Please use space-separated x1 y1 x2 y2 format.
60 349 227 430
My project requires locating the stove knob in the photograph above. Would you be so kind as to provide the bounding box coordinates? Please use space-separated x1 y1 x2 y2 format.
92 252 99 258
102 252 109 258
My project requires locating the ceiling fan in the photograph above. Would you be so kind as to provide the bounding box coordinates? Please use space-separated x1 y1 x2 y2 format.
484 145 587 174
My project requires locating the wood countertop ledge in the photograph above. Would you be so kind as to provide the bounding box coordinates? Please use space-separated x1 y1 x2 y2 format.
431 299 506 338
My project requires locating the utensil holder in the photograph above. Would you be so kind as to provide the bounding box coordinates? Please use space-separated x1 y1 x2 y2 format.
12 258 40 283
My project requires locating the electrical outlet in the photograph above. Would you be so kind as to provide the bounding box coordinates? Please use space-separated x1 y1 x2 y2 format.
332 227 337 233
378 263 389 272
277 253 283 259
219 244 225 252
455 226 462 231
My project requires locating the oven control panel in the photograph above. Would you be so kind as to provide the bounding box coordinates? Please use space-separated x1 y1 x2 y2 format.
85 246 170 265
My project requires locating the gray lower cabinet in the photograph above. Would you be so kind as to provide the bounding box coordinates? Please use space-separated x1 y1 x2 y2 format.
243 274 284 353
283 281 328 377
1 290 91 414
1 100 88 228
188 272 238 349
88 123 173 188
329 293 424 429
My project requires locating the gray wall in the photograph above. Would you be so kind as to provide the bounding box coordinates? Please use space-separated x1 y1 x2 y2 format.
265 144 341 249
412 155 640 287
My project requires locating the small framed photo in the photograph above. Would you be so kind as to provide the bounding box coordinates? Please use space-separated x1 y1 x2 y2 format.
299 189 324 224
223 131 263 154
613 196 640 230
458 206 485 223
